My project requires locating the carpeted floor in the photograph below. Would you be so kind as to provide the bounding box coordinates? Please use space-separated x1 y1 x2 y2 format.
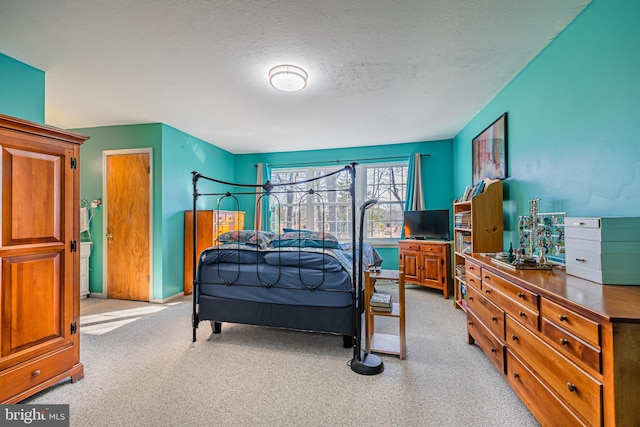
25 283 539 426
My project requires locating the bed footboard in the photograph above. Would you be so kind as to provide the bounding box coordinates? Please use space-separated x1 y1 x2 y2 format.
198 295 354 346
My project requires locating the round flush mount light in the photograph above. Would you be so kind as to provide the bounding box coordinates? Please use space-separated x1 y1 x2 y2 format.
269 64 308 92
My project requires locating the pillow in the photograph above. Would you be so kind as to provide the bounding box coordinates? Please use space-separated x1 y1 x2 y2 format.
216 230 277 249
271 230 341 249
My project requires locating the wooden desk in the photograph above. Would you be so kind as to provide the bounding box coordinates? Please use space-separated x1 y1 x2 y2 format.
364 269 406 359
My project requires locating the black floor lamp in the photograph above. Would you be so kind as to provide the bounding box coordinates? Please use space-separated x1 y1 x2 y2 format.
350 198 384 375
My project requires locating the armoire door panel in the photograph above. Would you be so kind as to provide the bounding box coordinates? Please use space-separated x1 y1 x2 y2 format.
1 146 66 246
0 251 71 367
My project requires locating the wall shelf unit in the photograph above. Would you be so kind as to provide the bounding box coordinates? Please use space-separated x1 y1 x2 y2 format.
453 178 504 310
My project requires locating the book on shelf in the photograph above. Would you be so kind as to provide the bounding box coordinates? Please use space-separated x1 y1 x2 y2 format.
454 210 472 228
371 305 393 313
470 180 485 197
370 292 392 308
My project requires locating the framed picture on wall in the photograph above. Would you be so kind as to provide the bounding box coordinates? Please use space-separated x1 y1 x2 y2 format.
472 112 508 184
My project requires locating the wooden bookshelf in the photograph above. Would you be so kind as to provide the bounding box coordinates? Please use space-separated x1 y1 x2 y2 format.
453 178 503 310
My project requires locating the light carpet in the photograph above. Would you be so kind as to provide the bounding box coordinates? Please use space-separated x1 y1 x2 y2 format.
25 283 539 426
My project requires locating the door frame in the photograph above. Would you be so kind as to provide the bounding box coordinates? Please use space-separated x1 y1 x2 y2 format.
101 148 154 301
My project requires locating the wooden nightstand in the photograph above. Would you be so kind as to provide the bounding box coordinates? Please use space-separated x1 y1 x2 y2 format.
364 269 406 359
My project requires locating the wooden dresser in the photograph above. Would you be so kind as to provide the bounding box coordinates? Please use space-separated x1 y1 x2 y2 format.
465 253 640 426
183 210 245 294
398 240 452 298
0 114 88 403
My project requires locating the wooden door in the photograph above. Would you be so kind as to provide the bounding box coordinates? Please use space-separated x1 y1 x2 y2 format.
400 249 420 283
105 152 150 301
420 251 443 287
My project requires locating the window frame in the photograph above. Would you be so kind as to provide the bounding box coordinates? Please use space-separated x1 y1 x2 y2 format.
269 161 408 244
357 162 408 245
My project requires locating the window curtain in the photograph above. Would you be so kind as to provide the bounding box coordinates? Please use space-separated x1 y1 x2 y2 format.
405 153 425 211
254 163 272 230
402 153 425 237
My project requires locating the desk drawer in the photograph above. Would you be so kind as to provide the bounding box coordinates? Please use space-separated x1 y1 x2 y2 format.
506 316 602 427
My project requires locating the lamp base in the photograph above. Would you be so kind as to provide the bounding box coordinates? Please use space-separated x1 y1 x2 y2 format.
350 352 384 375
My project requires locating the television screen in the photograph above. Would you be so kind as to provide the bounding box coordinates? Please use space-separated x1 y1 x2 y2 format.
403 209 450 241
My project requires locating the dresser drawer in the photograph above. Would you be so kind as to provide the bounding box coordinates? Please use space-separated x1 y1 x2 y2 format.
399 241 419 251
467 285 505 340
541 298 600 348
419 243 443 253
506 316 602 427
505 350 589 427
465 267 482 292
465 260 481 279
482 281 539 331
467 310 505 374
541 318 601 374
482 269 539 312
0 346 76 402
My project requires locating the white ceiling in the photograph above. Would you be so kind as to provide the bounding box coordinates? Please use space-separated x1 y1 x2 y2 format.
0 0 590 154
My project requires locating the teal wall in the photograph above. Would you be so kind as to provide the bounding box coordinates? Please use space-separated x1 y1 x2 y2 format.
75 124 163 298
160 124 236 298
453 0 640 247
76 123 235 301
235 139 454 269
0 53 45 123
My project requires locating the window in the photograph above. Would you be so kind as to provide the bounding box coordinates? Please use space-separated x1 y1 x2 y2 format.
270 162 408 241
361 163 408 240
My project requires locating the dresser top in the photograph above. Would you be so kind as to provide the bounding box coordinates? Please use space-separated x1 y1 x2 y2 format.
467 253 640 322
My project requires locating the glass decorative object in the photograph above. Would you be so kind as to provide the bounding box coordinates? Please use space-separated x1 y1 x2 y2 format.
518 199 565 265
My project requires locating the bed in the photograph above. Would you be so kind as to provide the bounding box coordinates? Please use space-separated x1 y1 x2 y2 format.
190 164 382 348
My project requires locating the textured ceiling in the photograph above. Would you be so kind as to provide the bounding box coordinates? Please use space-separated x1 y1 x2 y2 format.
0 0 590 154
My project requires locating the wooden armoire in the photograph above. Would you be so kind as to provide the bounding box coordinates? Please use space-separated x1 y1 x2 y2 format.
0 114 89 403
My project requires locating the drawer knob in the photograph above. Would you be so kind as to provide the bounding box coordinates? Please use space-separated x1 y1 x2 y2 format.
484 275 490 280
559 338 569 346
559 315 568 322
32 370 41 377
490 346 496 353
513 371 520 379
575 258 586 262
518 292 525 298
567 382 577 392
492 316 497 322
511 334 519 341
468 321 473 326
519 311 526 318
485 288 491 294
469 296 474 301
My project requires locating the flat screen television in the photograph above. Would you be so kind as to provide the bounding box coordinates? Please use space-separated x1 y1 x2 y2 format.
403 209 450 241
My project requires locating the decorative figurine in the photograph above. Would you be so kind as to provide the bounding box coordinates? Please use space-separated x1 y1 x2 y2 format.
506 242 516 263
539 246 547 266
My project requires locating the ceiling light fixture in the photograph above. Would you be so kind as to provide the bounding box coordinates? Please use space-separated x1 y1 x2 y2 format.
269 64 308 92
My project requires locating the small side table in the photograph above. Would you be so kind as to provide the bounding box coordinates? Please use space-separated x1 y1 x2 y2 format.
364 269 406 359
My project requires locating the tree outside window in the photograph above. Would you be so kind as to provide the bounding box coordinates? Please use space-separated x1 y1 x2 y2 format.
270 162 408 241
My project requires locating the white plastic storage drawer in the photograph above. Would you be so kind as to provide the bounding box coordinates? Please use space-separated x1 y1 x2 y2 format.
565 217 640 285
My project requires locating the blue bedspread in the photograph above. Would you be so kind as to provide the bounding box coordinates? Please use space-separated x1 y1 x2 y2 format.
197 241 383 307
